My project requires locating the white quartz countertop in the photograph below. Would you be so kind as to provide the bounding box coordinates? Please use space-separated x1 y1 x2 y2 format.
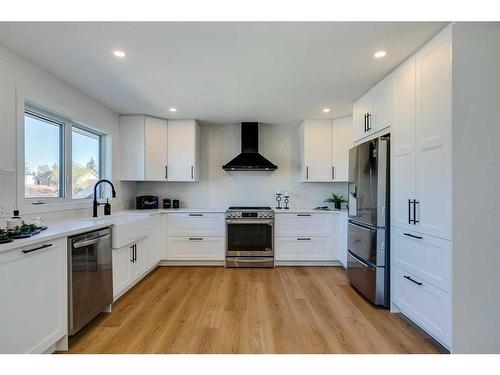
0 207 346 253
274 208 347 214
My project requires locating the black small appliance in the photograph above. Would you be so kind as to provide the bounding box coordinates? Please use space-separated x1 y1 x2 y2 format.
163 199 171 209
136 195 159 209
173 199 180 209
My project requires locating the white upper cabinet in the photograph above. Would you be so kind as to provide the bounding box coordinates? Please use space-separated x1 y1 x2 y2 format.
353 73 394 143
392 57 417 231
119 115 167 181
331 116 352 181
300 120 333 181
414 28 452 240
300 118 352 182
120 116 199 182
166 120 199 182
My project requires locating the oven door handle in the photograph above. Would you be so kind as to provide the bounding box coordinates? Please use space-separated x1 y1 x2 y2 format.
226 219 273 225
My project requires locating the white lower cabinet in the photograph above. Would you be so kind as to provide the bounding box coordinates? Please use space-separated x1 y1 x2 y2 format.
393 266 451 348
167 236 224 261
392 227 450 292
112 237 149 300
275 236 333 261
145 215 162 269
274 212 344 264
167 213 225 237
0 239 67 353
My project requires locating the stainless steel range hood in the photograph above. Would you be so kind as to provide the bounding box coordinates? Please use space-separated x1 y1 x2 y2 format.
222 122 278 171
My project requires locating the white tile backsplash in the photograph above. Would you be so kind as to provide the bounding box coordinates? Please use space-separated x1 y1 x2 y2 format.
134 122 348 209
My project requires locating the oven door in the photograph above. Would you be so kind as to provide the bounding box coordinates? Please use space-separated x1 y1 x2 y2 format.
226 219 273 257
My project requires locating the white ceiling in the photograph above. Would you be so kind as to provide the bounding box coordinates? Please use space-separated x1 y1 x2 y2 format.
0 22 446 125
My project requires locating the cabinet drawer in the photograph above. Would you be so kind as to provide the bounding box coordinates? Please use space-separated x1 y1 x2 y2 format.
393 266 450 348
392 227 450 292
167 236 224 261
275 236 334 261
167 213 225 237
275 213 333 237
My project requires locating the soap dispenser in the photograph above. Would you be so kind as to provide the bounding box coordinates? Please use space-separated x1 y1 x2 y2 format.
104 199 111 216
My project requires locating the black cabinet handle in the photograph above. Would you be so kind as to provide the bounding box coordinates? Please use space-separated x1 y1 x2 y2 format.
367 113 371 131
165 166 168 179
134 244 137 262
297 238 311 241
22 243 52 254
188 237 203 241
191 165 194 179
306 166 309 180
297 214 311 217
189 213 203 216
403 232 423 239
130 245 134 263
332 166 335 180
413 200 419 224
408 199 412 224
404 275 423 286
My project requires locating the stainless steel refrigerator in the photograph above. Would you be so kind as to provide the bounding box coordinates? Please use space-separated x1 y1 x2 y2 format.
347 136 390 306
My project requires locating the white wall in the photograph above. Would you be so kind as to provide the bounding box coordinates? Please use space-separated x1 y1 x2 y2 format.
0 44 133 223
132 122 348 209
452 22 500 353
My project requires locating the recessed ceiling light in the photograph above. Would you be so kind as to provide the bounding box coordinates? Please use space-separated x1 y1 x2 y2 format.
169 108 177 112
374 50 387 59
323 108 331 113
112 50 126 58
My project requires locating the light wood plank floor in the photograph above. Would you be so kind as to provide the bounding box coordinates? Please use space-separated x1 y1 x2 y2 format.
66 266 446 354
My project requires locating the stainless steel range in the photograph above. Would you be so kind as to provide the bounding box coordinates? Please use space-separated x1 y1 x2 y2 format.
225 206 274 268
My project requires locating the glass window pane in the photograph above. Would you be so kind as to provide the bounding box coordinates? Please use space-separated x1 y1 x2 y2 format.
72 127 100 199
24 113 62 198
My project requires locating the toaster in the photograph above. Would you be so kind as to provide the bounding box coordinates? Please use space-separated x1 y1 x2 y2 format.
136 195 159 209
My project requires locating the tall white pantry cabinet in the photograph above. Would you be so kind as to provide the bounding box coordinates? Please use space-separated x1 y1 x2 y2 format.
390 26 452 350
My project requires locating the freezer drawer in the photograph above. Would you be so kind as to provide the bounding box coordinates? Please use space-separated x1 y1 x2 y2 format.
347 251 387 306
348 220 386 267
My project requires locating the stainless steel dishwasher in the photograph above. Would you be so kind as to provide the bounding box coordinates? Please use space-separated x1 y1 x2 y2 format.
68 227 112 336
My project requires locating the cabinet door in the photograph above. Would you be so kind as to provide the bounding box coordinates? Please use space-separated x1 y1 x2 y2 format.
392 57 417 230
167 213 225 237
0 239 67 353
275 236 334 261
353 95 372 142
167 237 225 261
130 238 146 282
392 266 450 349
119 115 145 180
112 245 132 299
391 227 451 292
301 120 333 181
331 116 352 181
167 120 198 181
275 213 333 237
371 74 395 132
144 117 168 181
415 28 452 240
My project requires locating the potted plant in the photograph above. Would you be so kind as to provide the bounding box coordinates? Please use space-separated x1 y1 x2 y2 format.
324 192 348 210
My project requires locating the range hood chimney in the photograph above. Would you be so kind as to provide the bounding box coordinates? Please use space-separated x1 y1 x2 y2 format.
222 122 278 171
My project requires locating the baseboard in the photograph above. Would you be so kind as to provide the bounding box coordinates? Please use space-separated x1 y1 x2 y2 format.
275 260 343 267
159 260 225 266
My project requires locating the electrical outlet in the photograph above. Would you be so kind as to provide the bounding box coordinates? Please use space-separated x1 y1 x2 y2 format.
0 202 12 217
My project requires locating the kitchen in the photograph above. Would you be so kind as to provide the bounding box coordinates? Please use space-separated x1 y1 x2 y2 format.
0 11 500 369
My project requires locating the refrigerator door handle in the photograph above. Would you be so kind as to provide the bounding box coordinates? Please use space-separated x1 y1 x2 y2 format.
348 250 375 269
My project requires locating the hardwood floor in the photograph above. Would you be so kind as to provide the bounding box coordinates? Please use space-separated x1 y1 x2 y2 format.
66 266 446 354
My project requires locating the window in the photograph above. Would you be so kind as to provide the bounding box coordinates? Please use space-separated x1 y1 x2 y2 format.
24 112 63 198
23 105 104 206
72 127 101 199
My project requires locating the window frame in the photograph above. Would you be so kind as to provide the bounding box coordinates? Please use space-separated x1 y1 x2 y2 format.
19 101 108 213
